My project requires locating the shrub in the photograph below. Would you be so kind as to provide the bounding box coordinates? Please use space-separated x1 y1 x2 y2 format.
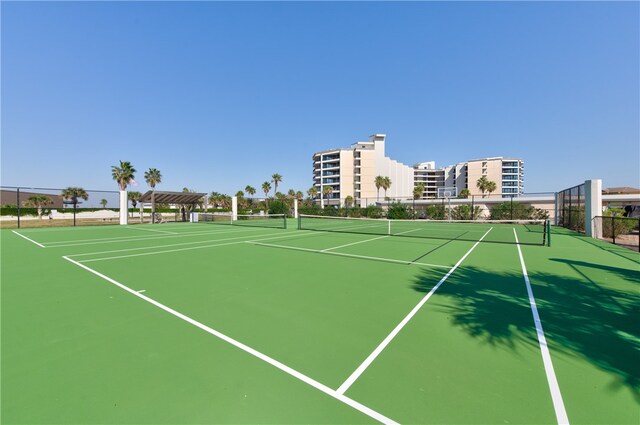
490 202 549 220
387 202 412 219
450 205 481 220
268 200 290 216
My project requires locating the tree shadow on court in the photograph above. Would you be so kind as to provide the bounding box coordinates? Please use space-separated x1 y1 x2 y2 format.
412 264 640 404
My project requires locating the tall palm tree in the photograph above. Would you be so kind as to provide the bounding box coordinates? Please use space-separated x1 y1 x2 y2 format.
25 195 52 219
271 173 282 196
144 168 162 221
262 182 271 210
112 161 136 190
307 187 318 200
322 185 333 208
374 176 385 202
382 176 392 200
62 187 89 226
295 191 304 201
245 185 256 197
144 168 162 191
457 188 471 199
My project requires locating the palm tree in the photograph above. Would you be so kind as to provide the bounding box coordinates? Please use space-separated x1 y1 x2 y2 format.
261 182 271 210
245 185 256 198
61 187 89 226
295 191 304 201
307 187 318 200
382 176 392 200
322 186 333 208
345 195 354 208
144 168 162 191
485 181 497 198
458 188 471 199
144 168 162 221
476 176 496 198
374 176 385 202
128 191 142 217
100 198 108 209
25 195 52 219
413 183 425 200
112 161 136 190
271 173 282 195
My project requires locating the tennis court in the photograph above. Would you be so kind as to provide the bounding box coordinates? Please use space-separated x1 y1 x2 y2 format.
1 217 638 424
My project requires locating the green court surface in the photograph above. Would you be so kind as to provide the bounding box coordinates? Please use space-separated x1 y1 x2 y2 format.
1 220 638 424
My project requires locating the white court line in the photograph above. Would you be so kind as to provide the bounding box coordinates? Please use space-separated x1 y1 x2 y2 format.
320 228 421 253
62 256 398 425
127 226 179 235
74 232 316 263
67 231 287 258
335 227 493 395
11 231 46 248
513 229 569 425
248 242 451 269
43 226 270 248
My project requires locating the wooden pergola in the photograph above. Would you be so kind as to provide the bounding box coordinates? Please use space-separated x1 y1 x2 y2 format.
138 190 206 223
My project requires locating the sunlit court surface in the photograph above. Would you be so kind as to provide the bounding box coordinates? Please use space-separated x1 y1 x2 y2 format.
2 219 638 424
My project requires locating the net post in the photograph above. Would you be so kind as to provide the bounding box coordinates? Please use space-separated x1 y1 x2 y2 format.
283 214 287 229
298 214 302 230
546 220 551 247
232 196 238 221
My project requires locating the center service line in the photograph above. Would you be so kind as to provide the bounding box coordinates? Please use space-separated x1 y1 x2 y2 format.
335 227 493 395
62 255 398 425
513 229 569 425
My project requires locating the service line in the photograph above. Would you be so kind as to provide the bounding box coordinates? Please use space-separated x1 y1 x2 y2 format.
62 256 398 425
335 227 493 395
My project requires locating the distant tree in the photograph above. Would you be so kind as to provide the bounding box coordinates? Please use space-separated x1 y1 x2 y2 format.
345 195 354 208
112 161 136 191
382 176 392 199
261 182 271 210
25 195 52 219
307 187 318 200
271 173 282 195
476 176 496 198
458 188 471 199
486 181 497 197
128 191 142 217
61 187 89 210
413 183 425 200
244 185 256 198
295 191 304 201
144 168 162 191
322 186 333 208
100 198 108 209
374 176 385 202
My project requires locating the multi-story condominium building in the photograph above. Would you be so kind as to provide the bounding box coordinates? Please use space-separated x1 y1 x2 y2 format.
312 134 525 205
312 134 413 206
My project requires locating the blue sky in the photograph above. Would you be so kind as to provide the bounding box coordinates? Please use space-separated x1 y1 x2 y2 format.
2 1 638 196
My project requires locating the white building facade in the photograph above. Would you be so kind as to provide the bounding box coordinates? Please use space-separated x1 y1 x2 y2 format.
312 134 525 205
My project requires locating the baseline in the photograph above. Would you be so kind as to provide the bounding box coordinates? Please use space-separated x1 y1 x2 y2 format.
335 227 493 395
513 229 569 424
11 231 46 248
62 256 399 425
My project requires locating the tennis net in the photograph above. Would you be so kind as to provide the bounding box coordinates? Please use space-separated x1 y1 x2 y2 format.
298 214 549 246
195 213 287 229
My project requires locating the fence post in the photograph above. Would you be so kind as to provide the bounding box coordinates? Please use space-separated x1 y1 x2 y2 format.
16 188 20 229
510 196 514 220
611 216 616 245
584 179 602 238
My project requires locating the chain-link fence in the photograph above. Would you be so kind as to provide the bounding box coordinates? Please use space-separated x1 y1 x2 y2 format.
594 215 640 252
557 183 585 232
0 186 188 229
